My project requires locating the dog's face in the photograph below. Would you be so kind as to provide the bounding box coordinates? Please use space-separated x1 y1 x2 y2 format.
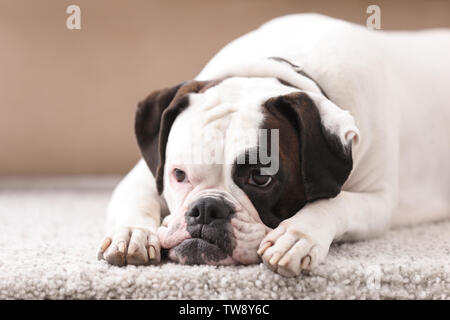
135 76 358 265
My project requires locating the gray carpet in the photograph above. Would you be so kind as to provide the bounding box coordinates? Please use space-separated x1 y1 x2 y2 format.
0 176 449 299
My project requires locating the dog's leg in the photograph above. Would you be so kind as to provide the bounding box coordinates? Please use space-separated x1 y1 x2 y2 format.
98 159 162 266
257 190 393 277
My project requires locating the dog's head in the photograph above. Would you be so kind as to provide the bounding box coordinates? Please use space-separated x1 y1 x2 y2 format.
135 63 359 265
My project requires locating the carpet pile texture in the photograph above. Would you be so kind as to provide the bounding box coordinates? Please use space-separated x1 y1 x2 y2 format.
0 176 448 299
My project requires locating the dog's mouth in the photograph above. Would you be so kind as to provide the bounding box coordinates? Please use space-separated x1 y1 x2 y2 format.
167 222 235 265
160 217 237 265
168 238 235 265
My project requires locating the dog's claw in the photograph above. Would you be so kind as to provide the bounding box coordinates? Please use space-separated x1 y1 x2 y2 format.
257 241 272 256
148 245 156 260
118 241 126 254
106 247 126 266
269 252 282 266
97 237 112 260
301 255 311 270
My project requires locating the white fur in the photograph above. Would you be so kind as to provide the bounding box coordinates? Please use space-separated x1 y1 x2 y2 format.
100 14 450 276
199 59 360 147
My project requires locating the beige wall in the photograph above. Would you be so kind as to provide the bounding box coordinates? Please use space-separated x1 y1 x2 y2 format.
1 0 449 175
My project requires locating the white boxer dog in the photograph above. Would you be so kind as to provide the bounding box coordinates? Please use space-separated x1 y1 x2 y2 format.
98 14 450 277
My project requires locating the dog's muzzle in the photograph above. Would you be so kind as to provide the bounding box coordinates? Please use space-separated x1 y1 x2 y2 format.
168 196 236 265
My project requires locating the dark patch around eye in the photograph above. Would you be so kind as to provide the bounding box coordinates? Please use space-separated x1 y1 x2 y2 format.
231 100 308 228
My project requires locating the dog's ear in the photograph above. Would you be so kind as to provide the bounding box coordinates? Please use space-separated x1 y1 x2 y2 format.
135 80 215 194
265 92 359 201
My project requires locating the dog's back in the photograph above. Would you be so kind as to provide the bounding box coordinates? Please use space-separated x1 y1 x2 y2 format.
387 30 450 226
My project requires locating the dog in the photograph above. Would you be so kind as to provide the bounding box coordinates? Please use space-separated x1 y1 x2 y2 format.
97 14 450 277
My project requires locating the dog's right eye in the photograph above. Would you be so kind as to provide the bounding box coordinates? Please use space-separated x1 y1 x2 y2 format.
174 168 187 183
248 169 272 188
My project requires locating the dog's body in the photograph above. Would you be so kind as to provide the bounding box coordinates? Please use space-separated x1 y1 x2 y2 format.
98 14 450 277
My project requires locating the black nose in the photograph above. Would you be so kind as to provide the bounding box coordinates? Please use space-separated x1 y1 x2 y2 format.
186 197 233 225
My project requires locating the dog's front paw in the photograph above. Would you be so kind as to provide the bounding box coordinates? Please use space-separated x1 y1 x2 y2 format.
257 222 331 277
97 227 161 266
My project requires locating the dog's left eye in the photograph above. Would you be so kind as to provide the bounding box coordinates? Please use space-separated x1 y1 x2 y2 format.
174 168 188 183
248 169 272 188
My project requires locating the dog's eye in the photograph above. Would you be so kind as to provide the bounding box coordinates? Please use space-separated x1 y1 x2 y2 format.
248 169 272 187
174 168 187 183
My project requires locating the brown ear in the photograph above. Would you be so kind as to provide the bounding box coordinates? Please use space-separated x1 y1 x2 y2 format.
265 92 354 201
135 80 216 194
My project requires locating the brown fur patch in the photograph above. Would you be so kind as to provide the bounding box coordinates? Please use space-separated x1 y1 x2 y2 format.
232 92 353 228
135 79 226 194
231 95 306 228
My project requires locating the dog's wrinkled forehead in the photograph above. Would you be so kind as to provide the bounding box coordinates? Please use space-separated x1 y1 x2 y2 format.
166 77 300 165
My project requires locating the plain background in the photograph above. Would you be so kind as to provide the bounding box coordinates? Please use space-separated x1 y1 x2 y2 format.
1 0 449 175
